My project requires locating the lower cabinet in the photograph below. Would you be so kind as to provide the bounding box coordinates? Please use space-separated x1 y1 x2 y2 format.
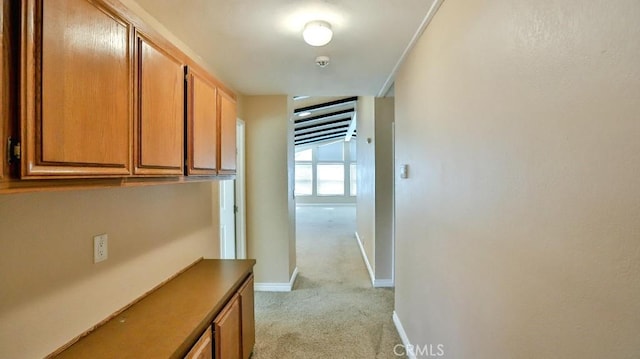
185 326 213 359
239 275 255 359
209 274 255 359
214 293 242 359
51 260 254 359
183 273 255 359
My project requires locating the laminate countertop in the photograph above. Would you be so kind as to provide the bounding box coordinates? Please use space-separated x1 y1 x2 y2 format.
54 259 256 359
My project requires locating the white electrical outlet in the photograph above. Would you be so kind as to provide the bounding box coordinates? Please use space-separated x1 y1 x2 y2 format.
94 234 108 263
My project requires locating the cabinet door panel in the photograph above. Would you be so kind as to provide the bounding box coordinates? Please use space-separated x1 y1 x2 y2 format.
184 326 213 359
186 68 217 175
214 294 241 359
135 34 183 175
1 0 5 179
22 0 132 177
218 90 236 175
239 275 255 359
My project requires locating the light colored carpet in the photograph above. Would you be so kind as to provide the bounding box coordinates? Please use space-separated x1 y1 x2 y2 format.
252 205 402 359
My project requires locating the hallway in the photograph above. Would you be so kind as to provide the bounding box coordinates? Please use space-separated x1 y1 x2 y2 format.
252 205 401 358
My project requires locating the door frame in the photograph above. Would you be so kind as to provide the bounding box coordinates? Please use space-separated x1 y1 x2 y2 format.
235 119 247 259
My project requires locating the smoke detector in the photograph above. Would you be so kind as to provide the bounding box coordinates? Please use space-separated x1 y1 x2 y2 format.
315 56 330 68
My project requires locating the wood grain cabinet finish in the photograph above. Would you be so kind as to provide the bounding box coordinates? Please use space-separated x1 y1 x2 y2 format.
184 326 213 359
3 0 237 189
214 293 242 359
2 0 17 182
186 67 218 175
1 0 5 179
134 32 184 176
51 260 255 359
212 274 254 359
218 90 237 175
20 0 132 178
239 274 255 359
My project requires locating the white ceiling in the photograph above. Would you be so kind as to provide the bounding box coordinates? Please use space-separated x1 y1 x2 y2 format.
132 0 437 96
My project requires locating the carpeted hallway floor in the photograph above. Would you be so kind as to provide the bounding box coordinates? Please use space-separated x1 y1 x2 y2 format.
252 205 402 359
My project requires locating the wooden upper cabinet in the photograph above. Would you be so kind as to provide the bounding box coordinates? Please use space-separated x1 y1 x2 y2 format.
218 90 237 175
186 67 218 176
12 0 234 186
20 0 132 178
1 0 6 179
134 33 184 176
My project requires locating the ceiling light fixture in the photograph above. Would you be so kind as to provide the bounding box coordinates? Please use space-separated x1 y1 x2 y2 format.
303 20 333 46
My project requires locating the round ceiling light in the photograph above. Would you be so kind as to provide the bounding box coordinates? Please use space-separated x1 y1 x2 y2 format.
303 20 333 47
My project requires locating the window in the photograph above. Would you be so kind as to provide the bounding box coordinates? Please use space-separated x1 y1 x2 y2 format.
350 163 357 196
349 140 357 161
294 140 357 199
295 148 312 161
295 164 313 195
317 141 343 161
317 164 344 195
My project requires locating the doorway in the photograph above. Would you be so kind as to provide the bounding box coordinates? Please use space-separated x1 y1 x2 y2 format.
219 119 247 259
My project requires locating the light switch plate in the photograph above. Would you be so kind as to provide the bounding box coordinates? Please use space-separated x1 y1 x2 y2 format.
400 164 409 179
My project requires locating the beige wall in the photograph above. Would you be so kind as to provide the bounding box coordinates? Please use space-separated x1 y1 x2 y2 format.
394 0 640 357
123 0 219 82
243 95 296 284
356 96 394 284
287 97 297 278
356 96 376 272
0 183 220 358
0 5 226 357
373 98 394 281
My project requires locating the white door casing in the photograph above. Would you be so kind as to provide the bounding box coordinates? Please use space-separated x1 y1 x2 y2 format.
220 179 236 259
235 119 247 259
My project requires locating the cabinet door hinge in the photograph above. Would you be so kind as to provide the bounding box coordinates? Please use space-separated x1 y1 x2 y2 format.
7 137 20 163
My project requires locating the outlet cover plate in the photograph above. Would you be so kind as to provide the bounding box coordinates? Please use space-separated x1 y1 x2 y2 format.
94 234 108 263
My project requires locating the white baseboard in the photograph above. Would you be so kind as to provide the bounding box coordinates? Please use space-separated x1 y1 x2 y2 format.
355 232 376 286
355 232 394 288
393 311 417 359
254 267 299 292
373 279 394 287
289 266 299 289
